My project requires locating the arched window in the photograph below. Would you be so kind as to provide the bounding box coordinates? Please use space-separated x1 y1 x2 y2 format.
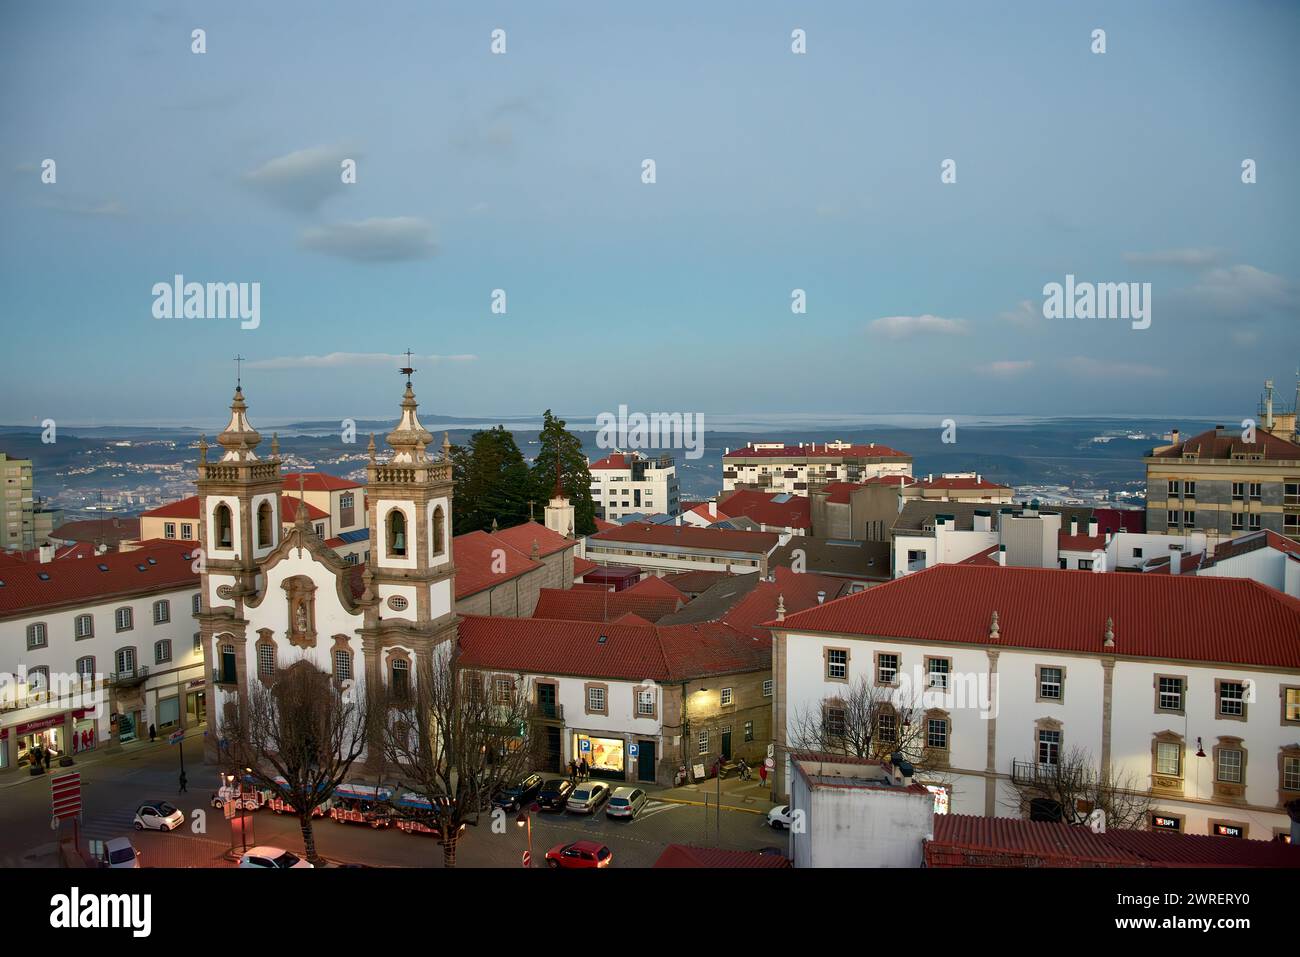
387 509 407 557
257 500 273 549
75 656 95 683
432 505 446 556
391 658 410 698
215 503 233 549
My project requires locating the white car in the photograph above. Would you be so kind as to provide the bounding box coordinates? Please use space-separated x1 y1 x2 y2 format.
103 837 140 869
238 846 314 869
605 787 648 819
767 804 797 829
133 801 185 832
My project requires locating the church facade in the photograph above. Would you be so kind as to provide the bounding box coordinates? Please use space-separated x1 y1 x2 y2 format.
196 377 458 767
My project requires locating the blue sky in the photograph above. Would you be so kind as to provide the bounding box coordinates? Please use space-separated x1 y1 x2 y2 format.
2 0 1298 427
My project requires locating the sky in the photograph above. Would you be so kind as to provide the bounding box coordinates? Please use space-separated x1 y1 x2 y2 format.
1 0 1298 429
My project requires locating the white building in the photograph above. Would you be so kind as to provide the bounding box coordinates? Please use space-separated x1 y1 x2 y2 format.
1199 529 1300 598
586 522 782 577
589 451 680 520
0 541 203 773
772 564 1300 841
722 441 912 497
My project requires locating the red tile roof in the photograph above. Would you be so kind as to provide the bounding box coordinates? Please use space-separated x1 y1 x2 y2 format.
531 588 682 623
1206 529 1300 566
140 494 327 522
957 545 1000 566
662 570 736 595
925 815 1300 868
724 443 909 460
858 475 916 489
573 556 599 577
589 453 635 471
594 518 620 532
774 564 1300 669
717 490 811 530
50 517 140 547
0 542 99 565
452 531 540 599
1153 426 1300 462
685 502 730 522
1139 551 1206 575
0 540 199 617
722 567 849 641
491 521 574 559
589 522 780 555
1058 532 1107 551
624 575 689 601
653 844 791 868
282 472 363 492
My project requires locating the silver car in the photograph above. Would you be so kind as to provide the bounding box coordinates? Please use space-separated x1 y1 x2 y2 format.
133 801 184 832
566 781 611 814
605 787 648 820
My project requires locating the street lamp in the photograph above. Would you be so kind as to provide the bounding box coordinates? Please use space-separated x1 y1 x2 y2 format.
515 802 540 868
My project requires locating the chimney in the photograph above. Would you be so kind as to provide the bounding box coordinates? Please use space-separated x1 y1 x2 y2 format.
39 544 54 564
1170 428 1180 446
1265 379 1275 429
1170 550 1181 575
1070 518 1079 536
928 473 933 482
997 545 1006 567
708 501 717 518
1088 518 1098 537
816 590 826 604
976 473 981 483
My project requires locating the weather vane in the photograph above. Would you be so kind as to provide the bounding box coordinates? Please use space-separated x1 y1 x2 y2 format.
235 354 244 389
399 348 416 384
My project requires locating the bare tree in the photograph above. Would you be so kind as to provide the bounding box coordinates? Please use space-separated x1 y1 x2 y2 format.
376 640 537 867
1008 745 1154 830
220 660 372 864
786 675 948 779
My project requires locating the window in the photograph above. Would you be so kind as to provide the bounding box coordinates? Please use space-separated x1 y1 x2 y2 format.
762 679 773 697
116 647 136 676
153 600 170 624
181 523 193 539
1183 511 1195 527
1249 513 1262 531
1249 482 1262 500
1156 676 1185 713
1167 480 1180 497
432 505 446 556
1184 481 1196 498
877 710 897 745
877 652 899 686
340 493 355 527
1038 729 1062 766
744 721 754 742
1217 680 1246 718
1283 754 1300 792
115 607 133 632
826 706 847 738
75 614 94 639
1078 559 1094 571
1217 748 1243 784
1167 511 1179 529
927 717 949 750
215 504 233 548
720 687 733 706
1232 481 1245 501
387 509 407 557
927 657 950 689
193 633 201 654
1038 666 1064 702
164 522 176 539
1132 547 1144 558
27 667 50 698
637 689 655 717
697 729 709 755
825 648 848 681
587 685 606 714
1156 741 1181 776
1232 512 1244 530
1285 688 1300 724
75 656 95 681
257 501 273 548
220 643 237 684
494 677 513 704
1287 480 1300 505
390 658 410 697
333 648 353 681
155 640 172 664
192 593 201 616
26 622 47 649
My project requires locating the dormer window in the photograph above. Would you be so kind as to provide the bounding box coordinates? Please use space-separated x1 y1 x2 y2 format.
215 503 233 549
387 510 407 557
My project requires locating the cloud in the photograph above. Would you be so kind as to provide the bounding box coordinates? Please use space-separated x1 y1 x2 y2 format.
998 299 1041 330
246 352 476 371
1186 264 1300 317
298 217 437 262
1123 248 1222 268
975 359 1035 377
245 144 357 214
1060 356 1167 379
36 197 128 217
868 315 970 339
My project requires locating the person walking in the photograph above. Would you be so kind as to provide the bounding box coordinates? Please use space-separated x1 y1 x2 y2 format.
758 763 768 789
179 771 188 794
149 724 156 743
579 757 589 781
568 759 577 782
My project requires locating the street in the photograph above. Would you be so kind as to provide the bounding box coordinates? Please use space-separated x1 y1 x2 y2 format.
0 737 788 868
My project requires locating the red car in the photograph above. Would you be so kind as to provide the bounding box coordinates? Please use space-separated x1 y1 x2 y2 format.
545 840 612 869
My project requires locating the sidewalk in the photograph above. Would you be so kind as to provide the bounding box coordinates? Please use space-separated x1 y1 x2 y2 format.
0 727 207 791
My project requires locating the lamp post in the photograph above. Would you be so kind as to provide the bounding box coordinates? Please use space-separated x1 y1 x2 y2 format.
516 802 539 867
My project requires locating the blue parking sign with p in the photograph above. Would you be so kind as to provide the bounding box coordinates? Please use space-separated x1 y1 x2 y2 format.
580 739 591 753
629 743 639 757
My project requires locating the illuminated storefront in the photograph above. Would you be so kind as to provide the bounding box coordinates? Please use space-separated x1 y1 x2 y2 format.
573 733 625 780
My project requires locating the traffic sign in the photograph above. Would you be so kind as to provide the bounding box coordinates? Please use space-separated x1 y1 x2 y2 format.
168 728 184 745
628 743 639 758
51 771 82 821
579 739 591 753
521 850 531 868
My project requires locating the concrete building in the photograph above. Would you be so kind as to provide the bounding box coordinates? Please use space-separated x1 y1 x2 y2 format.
586 522 782 577
0 540 203 772
1198 529 1300 598
0 452 34 552
589 451 680 521
722 441 912 497
772 564 1300 840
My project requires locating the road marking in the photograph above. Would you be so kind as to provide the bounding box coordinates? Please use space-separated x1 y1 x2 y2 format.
648 796 766 815
636 800 681 819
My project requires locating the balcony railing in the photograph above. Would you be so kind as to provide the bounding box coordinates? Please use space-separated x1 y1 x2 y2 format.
530 702 564 721
1011 759 1060 786
108 666 149 687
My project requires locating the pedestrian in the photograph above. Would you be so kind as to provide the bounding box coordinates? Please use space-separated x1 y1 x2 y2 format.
149 724 156 743
43 749 52 771
759 763 768 788
579 757 589 781
179 771 188 794
568 759 577 782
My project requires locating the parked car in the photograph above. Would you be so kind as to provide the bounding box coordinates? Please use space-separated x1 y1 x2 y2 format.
238 846 313 869
492 772 545 810
566 781 611 814
544 840 612 869
767 804 797 829
536 779 575 811
605 787 648 820
102 837 140 869
133 801 185 832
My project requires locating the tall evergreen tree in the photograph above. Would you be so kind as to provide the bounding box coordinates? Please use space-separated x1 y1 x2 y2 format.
530 409 597 535
450 426 531 533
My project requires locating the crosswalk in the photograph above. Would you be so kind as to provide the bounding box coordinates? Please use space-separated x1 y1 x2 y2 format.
80 805 141 844
636 799 682 820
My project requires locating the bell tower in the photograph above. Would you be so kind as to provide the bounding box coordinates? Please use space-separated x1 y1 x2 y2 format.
363 361 456 629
